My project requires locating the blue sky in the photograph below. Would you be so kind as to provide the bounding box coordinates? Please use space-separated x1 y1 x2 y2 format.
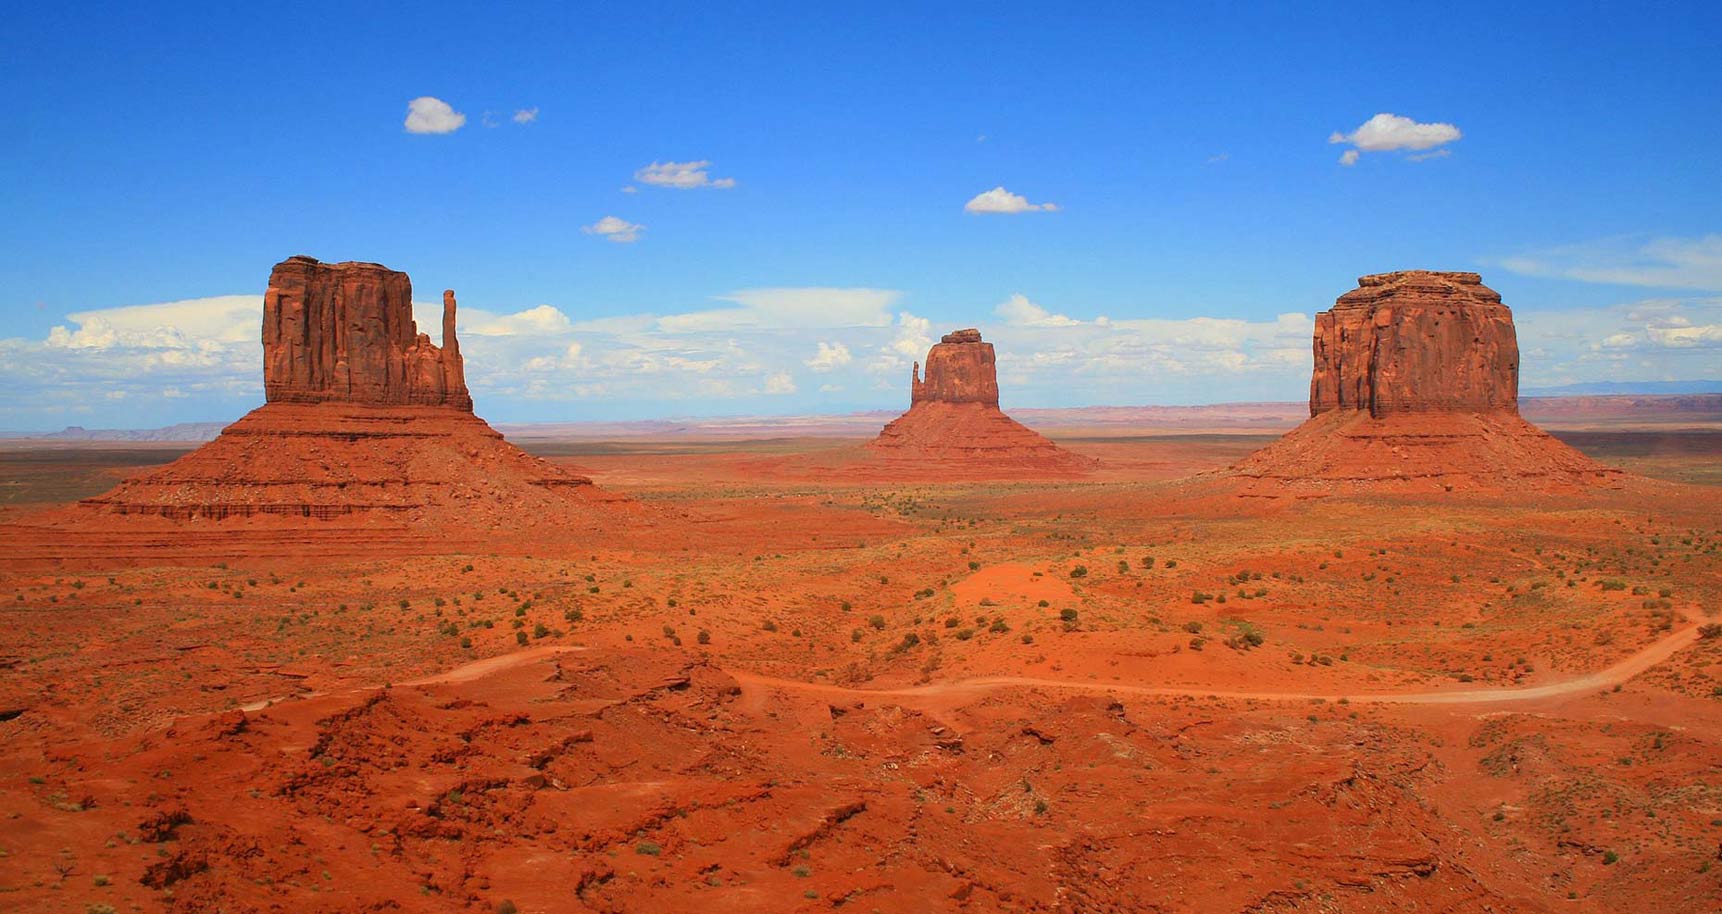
2 1 1719 429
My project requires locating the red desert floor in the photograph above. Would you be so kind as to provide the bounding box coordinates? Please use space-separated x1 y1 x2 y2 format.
0 429 1718 913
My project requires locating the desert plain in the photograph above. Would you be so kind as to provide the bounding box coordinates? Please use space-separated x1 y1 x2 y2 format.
0 398 1717 914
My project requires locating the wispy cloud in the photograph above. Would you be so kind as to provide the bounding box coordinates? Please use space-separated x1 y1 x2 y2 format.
404 96 466 134
1496 235 1722 290
512 107 539 124
964 186 1059 214
582 215 645 243
1329 112 1461 165
635 160 737 189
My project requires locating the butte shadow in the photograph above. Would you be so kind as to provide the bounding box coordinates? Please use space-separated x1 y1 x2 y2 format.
74 256 622 529
1219 271 1624 498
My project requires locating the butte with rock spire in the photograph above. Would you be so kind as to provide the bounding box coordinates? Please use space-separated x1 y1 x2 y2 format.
1226 270 1621 495
78 256 613 527
865 329 1095 476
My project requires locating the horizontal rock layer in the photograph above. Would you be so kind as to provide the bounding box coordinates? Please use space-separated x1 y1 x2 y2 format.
79 403 607 522
1225 410 1622 496
1311 271 1518 418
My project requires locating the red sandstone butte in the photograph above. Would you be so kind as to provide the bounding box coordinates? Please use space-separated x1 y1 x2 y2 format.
1228 271 1620 495
263 256 472 410
868 329 1094 475
77 256 610 525
1310 270 1519 417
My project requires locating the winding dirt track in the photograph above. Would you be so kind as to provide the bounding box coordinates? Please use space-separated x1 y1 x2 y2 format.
733 616 1706 708
239 615 1705 716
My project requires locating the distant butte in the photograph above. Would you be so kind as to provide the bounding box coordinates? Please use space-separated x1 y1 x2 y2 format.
78 256 616 524
1227 271 1622 495
866 329 1095 476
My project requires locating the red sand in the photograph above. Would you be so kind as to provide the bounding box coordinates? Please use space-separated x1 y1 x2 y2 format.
0 429 1717 913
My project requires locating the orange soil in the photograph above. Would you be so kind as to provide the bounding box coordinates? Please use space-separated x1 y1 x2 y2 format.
0 433 1718 913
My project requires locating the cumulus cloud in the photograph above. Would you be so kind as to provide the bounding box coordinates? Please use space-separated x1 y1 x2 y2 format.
512 107 539 124
404 96 467 134
964 186 1059 214
462 304 574 336
995 294 1081 327
804 341 853 372
763 372 797 394
635 160 737 189
582 215 644 243
1496 234 1722 290
1329 113 1461 164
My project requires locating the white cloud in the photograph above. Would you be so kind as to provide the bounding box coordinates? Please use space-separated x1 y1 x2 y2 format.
763 372 797 394
1496 235 1722 290
582 215 644 243
1329 113 1461 164
620 185 637 194
804 341 853 372
995 293 1080 327
635 160 737 190
463 304 574 336
512 107 539 124
964 186 1059 214
404 96 466 134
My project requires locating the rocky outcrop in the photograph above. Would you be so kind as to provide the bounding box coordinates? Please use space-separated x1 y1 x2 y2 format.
78 256 614 526
263 256 471 410
868 329 1094 476
1310 271 1518 417
912 329 1001 406
1226 272 1620 496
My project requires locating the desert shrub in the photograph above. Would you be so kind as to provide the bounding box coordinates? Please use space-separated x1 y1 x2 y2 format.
1183 621 1203 634
762 619 778 632
636 841 661 856
989 618 1009 633
1699 623 1722 640
697 630 711 645
868 615 886 630
514 631 528 646
1059 608 1079 622
1069 565 1088 579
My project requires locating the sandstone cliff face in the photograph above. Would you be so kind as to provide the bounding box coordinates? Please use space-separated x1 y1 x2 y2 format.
912 329 1001 406
263 256 472 410
871 329 1093 476
1310 271 1518 418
